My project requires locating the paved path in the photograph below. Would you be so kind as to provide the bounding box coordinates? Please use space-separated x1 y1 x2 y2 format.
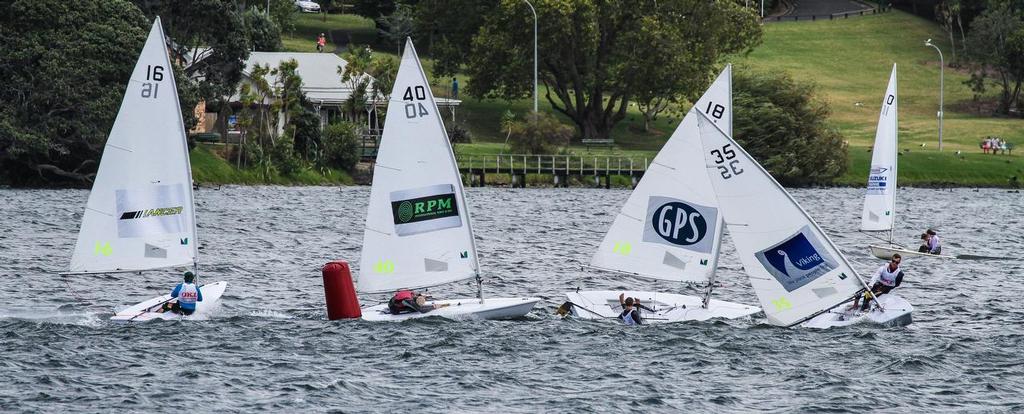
785 0 873 16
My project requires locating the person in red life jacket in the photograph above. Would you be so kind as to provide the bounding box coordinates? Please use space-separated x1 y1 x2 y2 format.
388 290 434 315
162 271 203 315
852 254 904 311
316 33 326 52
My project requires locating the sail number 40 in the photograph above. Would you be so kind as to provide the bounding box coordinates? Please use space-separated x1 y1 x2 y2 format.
403 86 430 118
141 65 164 99
710 144 743 179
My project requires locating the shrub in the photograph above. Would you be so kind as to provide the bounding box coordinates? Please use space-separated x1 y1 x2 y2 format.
733 69 848 186
447 123 472 143
322 121 362 171
507 113 574 154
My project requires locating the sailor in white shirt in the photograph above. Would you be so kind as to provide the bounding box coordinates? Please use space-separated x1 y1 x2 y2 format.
852 254 904 311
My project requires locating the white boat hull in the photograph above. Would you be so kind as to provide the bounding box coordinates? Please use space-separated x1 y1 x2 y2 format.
801 293 913 329
361 297 540 322
110 281 228 323
869 244 953 260
563 290 760 324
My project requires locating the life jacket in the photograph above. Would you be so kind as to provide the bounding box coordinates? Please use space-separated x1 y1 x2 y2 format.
620 308 639 326
877 265 902 287
176 283 200 310
388 290 416 314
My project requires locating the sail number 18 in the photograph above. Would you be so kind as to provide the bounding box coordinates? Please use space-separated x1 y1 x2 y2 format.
710 144 743 179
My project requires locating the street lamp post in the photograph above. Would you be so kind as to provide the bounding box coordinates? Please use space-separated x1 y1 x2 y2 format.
523 0 538 113
925 38 944 151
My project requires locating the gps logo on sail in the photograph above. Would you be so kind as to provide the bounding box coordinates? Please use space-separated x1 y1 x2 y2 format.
642 196 717 254
755 226 838 292
390 184 463 237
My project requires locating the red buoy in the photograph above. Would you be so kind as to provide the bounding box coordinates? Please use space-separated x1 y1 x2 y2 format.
322 261 361 319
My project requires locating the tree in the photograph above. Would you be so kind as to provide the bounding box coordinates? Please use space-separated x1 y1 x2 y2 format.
413 0 491 77
0 0 149 185
733 69 848 186
322 122 362 170
245 7 283 52
377 4 416 53
507 113 574 154
466 0 761 142
964 3 1024 115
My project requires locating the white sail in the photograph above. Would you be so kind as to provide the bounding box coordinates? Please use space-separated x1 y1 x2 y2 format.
68 17 198 274
696 112 864 327
357 39 479 293
590 66 733 283
861 64 898 232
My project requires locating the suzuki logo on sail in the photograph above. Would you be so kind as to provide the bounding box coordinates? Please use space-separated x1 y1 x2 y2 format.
390 184 462 237
755 226 839 292
642 196 717 254
866 165 890 195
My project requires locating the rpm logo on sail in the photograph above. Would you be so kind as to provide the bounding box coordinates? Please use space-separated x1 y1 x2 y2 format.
390 184 463 236
866 165 890 195
641 196 717 254
755 226 839 292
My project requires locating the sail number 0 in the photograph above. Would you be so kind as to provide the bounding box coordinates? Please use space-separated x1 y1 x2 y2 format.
141 65 163 99
403 85 430 118
710 144 743 179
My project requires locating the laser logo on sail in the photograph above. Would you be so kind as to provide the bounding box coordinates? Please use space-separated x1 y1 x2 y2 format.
118 206 184 220
642 196 717 254
755 226 838 292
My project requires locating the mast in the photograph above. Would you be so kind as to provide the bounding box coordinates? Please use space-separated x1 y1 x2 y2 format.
889 64 898 246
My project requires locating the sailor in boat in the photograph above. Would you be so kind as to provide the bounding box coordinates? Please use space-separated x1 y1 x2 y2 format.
387 290 435 315
161 271 203 315
851 254 904 311
618 293 644 326
918 229 941 254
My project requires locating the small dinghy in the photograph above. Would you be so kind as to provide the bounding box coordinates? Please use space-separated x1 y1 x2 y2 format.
565 65 759 324
61 18 226 321
110 281 228 323
353 39 539 321
801 293 913 329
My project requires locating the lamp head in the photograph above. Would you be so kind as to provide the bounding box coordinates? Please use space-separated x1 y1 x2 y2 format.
925 38 932 46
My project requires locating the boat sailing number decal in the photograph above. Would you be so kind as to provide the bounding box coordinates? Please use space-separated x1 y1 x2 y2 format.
403 85 430 118
704 102 726 120
141 65 163 99
709 144 743 179
882 94 895 116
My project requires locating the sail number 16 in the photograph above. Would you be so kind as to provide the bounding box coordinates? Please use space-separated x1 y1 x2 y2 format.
403 86 430 119
141 65 163 99
709 144 743 179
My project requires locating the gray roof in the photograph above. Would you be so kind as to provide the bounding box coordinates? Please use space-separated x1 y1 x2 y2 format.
242 52 373 105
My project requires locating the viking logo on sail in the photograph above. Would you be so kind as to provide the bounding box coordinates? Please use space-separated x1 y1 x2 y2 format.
755 226 838 292
389 184 463 236
641 196 717 254
866 165 890 195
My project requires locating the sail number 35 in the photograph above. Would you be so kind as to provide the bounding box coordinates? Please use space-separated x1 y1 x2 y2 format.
403 86 430 119
710 144 743 179
141 65 163 99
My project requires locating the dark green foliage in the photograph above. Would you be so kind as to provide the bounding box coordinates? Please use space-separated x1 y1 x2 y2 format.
322 122 362 171
351 0 399 18
963 3 1024 115
507 113 574 154
0 0 149 185
245 7 283 52
733 69 848 186
376 4 416 53
447 123 472 144
292 110 322 159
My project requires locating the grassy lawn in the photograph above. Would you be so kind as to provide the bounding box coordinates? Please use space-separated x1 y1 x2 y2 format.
190 144 353 185
276 10 1024 186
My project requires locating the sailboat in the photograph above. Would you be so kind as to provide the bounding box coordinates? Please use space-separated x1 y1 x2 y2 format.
356 39 539 321
864 65 952 260
562 66 761 324
692 105 912 328
62 18 227 322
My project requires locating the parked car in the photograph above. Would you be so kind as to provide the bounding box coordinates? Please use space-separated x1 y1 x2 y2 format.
294 0 320 13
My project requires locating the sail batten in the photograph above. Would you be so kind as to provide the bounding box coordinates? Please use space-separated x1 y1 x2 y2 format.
68 17 198 275
589 66 734 284
357 39 479 294
695 109 864 327
861 65 898 233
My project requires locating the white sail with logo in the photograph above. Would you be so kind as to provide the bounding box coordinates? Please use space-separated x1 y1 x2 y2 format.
861 64 898 234
696 112 864 327
68 17 198 275
357 40 479 293
590 66 733 283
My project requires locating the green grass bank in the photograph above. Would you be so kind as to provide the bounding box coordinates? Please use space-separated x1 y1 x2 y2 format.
190 144 353 186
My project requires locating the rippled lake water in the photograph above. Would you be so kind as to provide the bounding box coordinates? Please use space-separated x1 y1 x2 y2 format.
1 186 1022 412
